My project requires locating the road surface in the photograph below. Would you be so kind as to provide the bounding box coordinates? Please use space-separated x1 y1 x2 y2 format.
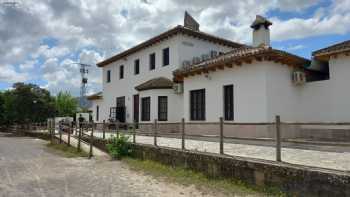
0 133 221 197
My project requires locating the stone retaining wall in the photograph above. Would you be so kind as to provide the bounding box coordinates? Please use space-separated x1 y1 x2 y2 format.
73 135 350 196
132 143 350 197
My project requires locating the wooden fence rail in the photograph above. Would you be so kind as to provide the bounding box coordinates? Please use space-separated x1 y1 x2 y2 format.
6 116 350 162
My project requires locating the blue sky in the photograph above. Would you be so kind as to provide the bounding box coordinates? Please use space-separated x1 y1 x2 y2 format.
1 0 350 95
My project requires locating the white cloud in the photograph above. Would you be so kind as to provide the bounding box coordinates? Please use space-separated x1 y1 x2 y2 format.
18 60 37 71
288 44 306 50
0 65 28 83
40 49 102 95
1 0 350 95
32 45 69 59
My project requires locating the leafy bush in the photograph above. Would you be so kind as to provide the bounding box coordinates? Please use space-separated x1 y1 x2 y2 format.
106 134 132 160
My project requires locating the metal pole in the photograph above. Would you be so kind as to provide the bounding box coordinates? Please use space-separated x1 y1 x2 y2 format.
89 123 94 159
154 119 157 146
275 115 282 162
102 120 106 139
220 117 224 154
132 121 136 143
181 118 185 150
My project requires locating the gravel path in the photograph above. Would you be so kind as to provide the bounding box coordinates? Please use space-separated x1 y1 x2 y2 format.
0 134 259 197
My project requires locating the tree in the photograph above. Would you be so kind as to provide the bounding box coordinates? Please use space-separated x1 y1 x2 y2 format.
54 91 78 117
0 92 4 125
1 83 56 124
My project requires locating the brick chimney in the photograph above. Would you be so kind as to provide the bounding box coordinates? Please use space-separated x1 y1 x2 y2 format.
251 15 272 47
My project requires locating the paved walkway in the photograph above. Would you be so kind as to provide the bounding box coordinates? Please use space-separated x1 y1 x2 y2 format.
0 134 233 197
56 133 109 158
93 132 350 172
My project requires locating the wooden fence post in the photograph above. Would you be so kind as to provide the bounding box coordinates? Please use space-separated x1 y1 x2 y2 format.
102 120 106 139
89 123 94 159
49 120 53 143
154 119 157 146
181 118 185 150
28 122 32 133
50 119 54 144
59 128 62 144
67 125 71 147
220 117 224 154
116 122 120 139
275 115 282 162
77 125 82 152
132 121 136 143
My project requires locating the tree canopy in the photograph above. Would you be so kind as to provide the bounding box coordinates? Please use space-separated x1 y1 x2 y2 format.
0 83 79 125
55 91 78 117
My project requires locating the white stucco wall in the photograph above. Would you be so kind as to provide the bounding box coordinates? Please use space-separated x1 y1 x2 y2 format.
182 55 350 123
327 55 350 122
98 33 236 123
296 55 350 122
177 34 233 64
265 63 299 122
139 89 183 123
89 99 103 123
183 61 269 122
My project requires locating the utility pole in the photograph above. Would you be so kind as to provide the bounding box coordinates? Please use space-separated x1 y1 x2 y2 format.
72 63 93 109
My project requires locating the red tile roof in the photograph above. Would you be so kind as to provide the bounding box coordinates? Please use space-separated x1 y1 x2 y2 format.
173 45 309 82
87 92 102 100
313 40 350 60
135 77 173 91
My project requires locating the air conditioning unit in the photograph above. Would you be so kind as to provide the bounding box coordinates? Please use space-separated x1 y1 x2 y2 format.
173 83 184 94
210 50 218 58
192 56 201 64
292 71 306 85
201 54 210 61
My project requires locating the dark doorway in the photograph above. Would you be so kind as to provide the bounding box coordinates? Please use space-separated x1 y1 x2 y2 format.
116 96 126 122
133 94 139 128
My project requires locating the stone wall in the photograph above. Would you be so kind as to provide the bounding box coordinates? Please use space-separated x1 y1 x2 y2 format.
131 143 350 197
139 123 181 134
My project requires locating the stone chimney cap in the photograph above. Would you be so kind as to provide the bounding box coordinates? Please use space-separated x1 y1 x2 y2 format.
250 15 272 29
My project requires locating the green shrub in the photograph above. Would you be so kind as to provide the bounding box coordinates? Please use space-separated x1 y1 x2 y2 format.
106 134 132 159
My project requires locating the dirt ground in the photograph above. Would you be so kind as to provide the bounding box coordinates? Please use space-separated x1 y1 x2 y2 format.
0 133 264 197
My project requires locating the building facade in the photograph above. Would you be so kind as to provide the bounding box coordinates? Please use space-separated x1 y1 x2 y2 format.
90 22 242 125
89 14 350 132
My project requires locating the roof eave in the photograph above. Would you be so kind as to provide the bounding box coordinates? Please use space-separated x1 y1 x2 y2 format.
135 86 173 91
97 26 244 67
173 49 309 82
313 49 350 61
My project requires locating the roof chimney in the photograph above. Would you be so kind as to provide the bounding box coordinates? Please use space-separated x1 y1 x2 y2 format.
184 11 200 31
251 15 272 47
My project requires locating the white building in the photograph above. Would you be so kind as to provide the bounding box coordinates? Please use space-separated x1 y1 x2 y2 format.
88 14 350 138
90 13 243 125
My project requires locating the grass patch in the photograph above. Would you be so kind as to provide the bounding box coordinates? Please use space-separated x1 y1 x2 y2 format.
124 158 286 197
46 142 89 158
